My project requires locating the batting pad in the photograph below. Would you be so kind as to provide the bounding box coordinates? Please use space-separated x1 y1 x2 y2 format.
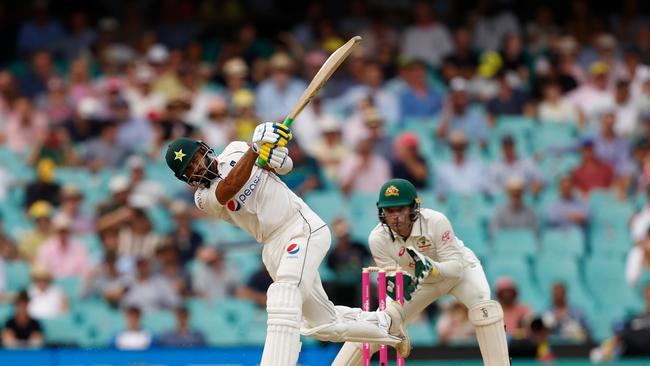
260 282 302 366
468 300 510 366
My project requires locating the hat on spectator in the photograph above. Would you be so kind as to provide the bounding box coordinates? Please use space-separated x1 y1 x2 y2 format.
61 185 83 200
52 213 72 231
449 130 468 146
148 44 170 64
109 175 130 193
37 159 55 183
31 264 51 280
269 52 293 70
396 132 419 148
28 201 53 219
363 107 383 126
505 176 525 192
590 61 609 75
581 137 595 148
135 65 154 83
77 97 102 119
223 58 248 78
495 276 517 292
595 33 617 50
320 115 342 133
232 89 255 109
127 155 146 170
450 77 468 93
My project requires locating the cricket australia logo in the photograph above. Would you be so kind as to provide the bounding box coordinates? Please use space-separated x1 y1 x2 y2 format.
385 185 399 197
417 236 432 249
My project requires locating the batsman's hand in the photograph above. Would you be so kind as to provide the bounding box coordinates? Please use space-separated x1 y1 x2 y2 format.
264 146 291 171
386 273 417 302
252 122 293 148
406 246 438 288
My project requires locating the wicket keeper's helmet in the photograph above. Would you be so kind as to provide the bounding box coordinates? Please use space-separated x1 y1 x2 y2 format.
165 137 218 187
377 178 421 223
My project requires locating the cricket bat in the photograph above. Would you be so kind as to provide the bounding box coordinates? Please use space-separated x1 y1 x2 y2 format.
257 35 363 166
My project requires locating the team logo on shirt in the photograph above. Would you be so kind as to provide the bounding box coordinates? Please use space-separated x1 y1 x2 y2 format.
286 243 300 255
417 236 432 249
227 200 242 211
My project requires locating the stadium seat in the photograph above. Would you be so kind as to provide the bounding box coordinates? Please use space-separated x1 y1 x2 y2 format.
540 227 585 258
584 256 637 312
347 192 380 242
533 255 593 311
42 314 82 346
453 222 490 259
492 229 538 258
142 310 176 334
590 224 632 257
214 298 258 331
54 276 82 300
146 206 173 235
304 189 346 224
406 320 438 346
532 122 577 153
0 304 14 325
225 248 262 282
4 260 32 293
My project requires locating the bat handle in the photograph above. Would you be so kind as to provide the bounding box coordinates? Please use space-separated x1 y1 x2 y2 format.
256 117 295 167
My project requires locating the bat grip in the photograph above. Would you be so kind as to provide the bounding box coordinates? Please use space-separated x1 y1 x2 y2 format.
256 117 294 167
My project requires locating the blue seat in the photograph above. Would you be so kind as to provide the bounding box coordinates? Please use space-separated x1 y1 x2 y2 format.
590 225 631 257
532 122 576 153
407 321 438 346
54 276 82 300
534 255 592 311
304 189 346 224
492 229 538 257
541 227 585 258
454 222 490 259
584 257 636 311
142 310 176 334
225 249 262 282
42 314 82 346
347 193 380 242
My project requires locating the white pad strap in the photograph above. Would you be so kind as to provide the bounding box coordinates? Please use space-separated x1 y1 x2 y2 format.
260 282 302 366
468 300 510 366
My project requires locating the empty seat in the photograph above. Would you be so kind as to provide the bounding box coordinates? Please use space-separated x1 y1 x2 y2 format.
42 314 82 346
5 260 31 293
142 310 176 334
492 229 538 257
304 189 346 224
541 227 585 258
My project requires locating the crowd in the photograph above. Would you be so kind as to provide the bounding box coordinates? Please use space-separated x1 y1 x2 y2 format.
0 0 649 358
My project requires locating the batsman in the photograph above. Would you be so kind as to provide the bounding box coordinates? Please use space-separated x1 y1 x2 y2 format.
164 123 409 365
333 178 510 366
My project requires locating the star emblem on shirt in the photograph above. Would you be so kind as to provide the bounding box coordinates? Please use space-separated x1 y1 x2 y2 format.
174 149 187 161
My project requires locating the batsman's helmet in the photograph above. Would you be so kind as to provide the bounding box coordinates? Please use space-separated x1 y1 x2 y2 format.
165 137 218 187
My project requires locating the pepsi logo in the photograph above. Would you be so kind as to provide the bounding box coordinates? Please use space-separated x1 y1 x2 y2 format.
227 200 242 211
286 243 300 255
399 247 406 256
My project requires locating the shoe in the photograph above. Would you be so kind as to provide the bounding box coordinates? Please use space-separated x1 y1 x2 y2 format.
384 301 411 358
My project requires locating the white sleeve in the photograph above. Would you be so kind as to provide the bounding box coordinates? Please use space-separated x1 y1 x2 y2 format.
369 230 399 270
429 214 464 280
625 246 644 287
195 183 224 216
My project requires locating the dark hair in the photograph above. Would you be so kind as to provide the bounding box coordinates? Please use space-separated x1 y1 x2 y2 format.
126 306 141 316
15 290 30 304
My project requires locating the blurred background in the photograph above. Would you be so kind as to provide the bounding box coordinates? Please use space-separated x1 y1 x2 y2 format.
0 0 650 364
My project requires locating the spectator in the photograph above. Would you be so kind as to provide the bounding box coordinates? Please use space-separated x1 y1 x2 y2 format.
149 44 184 101
60 11 96 61
2 291 43 348
612 80 642 138
155 98 197 145
400 1 452 67
472 1 520 52
19 201 54 262
435 131 488 198
67 58 95 105
338 138 391 195
311 116 351 183
18 51 56 99
279 141 323 197
490 177 539 234
16 2 65 55
571 139 615 196
545 175 590 229
237 267 273 308
117 208 164 261
121 257 181 313
436 77 489 146
256 52 307 121
24 158 61 210
568 61 615 124
436 300 475 345
126 155 165 208
27 125 79 167
80 251 127 308
326 218 370 307
486 71 534 123
65 97 103 144
391 132 429 189
191 246 241 302
27 265 68 320
220 57 250 105
495 277 533 337
5 97 49 155
112 306 153 350
81 121 132 170
398 59 444 124
542 282 591 343
626 226 650 288
500 33 530 85
490 135 544 195
363 108 394 160
34 78 73 126
122 65 165 121
199 96 235 151
113 98 154 153
158 307 206 348
510 317 555 362
166 200 203 267
58 185 94 235
592 110 633 180
95 175 131 229
537 80 580 123
156 244 190 297
442 28 479 82
36 213 90 278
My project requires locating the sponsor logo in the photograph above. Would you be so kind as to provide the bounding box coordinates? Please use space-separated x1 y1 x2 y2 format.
227 200 242 211
441 230 452 243
399 246 406 256
481 307 489 318
286 243 300 255
384 185 399 197
417 236 432 249
237 175 261 204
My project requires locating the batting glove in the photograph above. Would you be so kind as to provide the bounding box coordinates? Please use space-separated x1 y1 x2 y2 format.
252 122 293 148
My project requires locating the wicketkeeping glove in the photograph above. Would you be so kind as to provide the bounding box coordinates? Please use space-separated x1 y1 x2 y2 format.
386 273 417 302
405 246 438 288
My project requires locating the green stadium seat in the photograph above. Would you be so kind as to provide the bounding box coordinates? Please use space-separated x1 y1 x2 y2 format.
407 321 438 346
532 122 576 153
590 224 632 257
485 255 544 312
54 276 82 299
454 222 490 259
347 193 380 242
534 255 593 311
75 234 103 261
584 257 636 312
42 314 82 346
5 260 32 293
445 193 490 227
146 206 173 235
214 298 258 330
225 248 262 282
0 304 14 325
304 189 346 224
142 310 176 334
541 227 585 258
84 307 125 347
492 229 538 257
